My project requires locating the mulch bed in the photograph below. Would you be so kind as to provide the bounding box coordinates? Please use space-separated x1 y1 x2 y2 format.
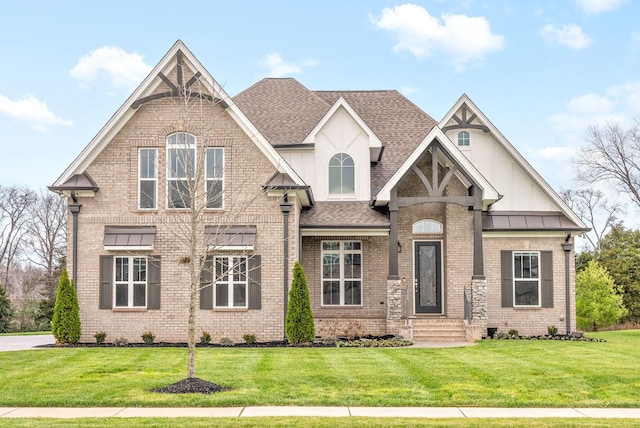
151 377 232 394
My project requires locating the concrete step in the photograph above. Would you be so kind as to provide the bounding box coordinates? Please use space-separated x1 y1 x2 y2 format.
410 318 467 342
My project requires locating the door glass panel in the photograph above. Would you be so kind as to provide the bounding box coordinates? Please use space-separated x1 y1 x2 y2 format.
419 245 437 307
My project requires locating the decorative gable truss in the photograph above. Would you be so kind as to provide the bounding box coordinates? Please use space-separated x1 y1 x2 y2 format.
51 40 307 202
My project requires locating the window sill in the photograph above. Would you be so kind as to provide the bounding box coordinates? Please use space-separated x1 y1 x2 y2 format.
513 306 542 310
213 307 249 312
320 305 363 309
112 308 148 312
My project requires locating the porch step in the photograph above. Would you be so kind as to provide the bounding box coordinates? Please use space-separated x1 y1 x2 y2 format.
410 318 467 342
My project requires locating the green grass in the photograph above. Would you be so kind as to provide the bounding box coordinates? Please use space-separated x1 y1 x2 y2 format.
0 418 637 428
0 330 638 408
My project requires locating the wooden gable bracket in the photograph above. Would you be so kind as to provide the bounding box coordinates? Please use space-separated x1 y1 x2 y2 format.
441 103 490 133
397 141 477 208
131 50 229 110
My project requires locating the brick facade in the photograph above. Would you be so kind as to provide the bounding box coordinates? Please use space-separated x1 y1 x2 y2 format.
70 95 296 343
57 43 580 344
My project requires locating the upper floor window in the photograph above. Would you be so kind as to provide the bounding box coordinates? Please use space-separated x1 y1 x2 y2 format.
458 131 470 146
206 148 224 209
328 153 355 194
412 219 443 234
138 148 157 209
167 133 196 209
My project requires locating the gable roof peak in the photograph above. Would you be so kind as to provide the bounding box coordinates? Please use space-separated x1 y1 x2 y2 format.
52 40 305 189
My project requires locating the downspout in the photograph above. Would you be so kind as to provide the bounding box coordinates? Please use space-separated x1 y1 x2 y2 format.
562 233 574 334
280 193 292 340
69 191 82 289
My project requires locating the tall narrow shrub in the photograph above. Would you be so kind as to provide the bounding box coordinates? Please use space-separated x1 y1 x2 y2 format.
51 269 81 344
285 261 315 344
0 285 12 333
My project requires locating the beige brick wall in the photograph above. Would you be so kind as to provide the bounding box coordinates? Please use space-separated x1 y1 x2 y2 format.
484 235 576 336
301 235 388 336
69 89 296 344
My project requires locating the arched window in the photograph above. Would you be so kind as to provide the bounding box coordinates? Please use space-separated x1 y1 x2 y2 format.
328 153 355 194
458 131 470 146
412 219 443 234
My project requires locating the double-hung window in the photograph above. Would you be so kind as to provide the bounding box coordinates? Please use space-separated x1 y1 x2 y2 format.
215 256 247 308
322 241 362 306
114 256 147 308
206 148 224 209
138 148 157 209
513 251 540 306
167 132 196 209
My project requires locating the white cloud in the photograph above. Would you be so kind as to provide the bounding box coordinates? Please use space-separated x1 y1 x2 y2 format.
70 46 152 89
540 24 591 50
371 3 504 71
576 0 627 14
535 146 576 161
548 85 640 149
0 94 72 128
259 53 317 78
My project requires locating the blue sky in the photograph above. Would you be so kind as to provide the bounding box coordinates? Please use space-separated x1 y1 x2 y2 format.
1 0 638 197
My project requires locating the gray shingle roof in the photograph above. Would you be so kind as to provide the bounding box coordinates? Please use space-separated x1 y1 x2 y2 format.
300 201 389 228
233 78 331 145
233 79 437 195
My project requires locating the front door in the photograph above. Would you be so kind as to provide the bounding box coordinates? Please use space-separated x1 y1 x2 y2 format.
414 241 442 314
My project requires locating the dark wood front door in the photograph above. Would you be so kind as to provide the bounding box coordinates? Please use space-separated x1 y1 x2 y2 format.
414 241 442 314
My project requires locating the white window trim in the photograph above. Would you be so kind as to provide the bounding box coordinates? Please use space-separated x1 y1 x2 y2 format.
458 131 470 147
513 251 541 308
138 148 157 210
214 256 248 308
166 132 196 210
321 241 363 307
412 219 443 234
328 153 356 196
205 147 224 210
113 256 147 308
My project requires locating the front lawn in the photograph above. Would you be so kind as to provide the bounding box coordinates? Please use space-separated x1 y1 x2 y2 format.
0 330 638 408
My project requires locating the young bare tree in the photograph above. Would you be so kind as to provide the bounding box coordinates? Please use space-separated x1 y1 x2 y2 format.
560 188 623 252
575 119 640 208
148 61 285 388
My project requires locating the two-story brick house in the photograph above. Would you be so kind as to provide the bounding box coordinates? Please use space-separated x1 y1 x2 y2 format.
50 40 587 343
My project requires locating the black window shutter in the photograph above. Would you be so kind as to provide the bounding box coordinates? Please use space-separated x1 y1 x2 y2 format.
541 251 553 308
99 255 113 309
248 255 261 309
501 251 513 308
147 256 161 310
200 256 213 310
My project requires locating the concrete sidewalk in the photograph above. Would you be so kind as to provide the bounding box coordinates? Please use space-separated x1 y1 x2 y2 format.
1 406 639 419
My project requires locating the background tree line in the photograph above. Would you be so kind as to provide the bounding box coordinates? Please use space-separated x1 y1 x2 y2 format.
563 119 640 330
0 185 66 333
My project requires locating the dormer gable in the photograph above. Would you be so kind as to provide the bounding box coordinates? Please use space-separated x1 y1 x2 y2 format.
440 94 586 228
302 97 383 163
